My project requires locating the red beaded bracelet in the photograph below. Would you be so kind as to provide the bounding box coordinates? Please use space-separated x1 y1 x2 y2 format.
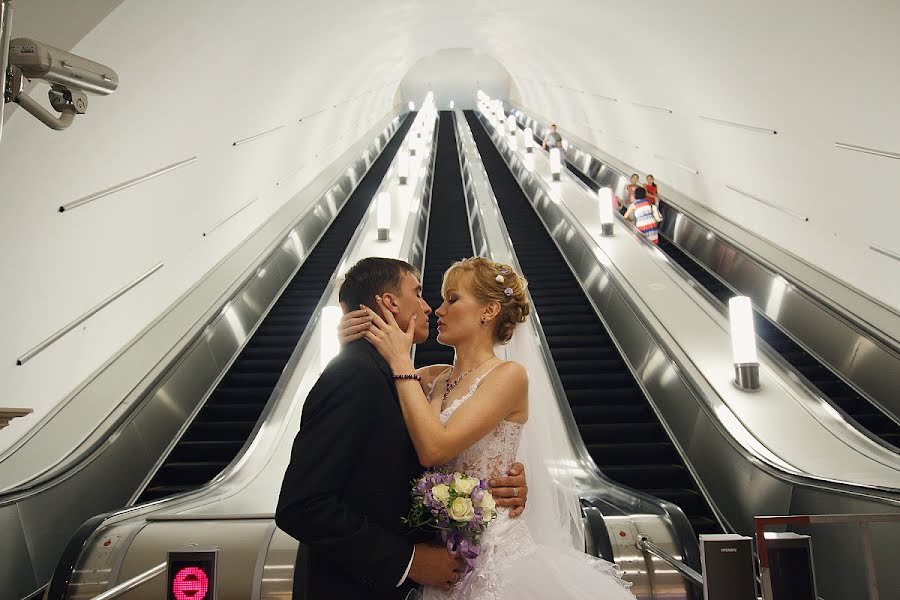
392 373 421 382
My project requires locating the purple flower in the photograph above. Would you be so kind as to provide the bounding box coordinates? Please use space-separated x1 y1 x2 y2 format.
504 287 513 296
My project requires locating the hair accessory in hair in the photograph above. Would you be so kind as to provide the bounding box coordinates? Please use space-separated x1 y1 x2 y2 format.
504 287 513 296
495 275 505 283
499 268 510 274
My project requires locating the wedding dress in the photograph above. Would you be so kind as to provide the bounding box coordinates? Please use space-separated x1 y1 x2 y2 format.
420 369 636 600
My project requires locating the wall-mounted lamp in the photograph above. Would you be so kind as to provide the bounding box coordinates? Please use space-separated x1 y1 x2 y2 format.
321 306 343 370
397 151 408 185
377 191 391 241
549 147 562 181
598 187 614 236
728 296 760 391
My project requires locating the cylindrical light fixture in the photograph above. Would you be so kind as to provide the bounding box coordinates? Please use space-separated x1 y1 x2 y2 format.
549 147 562 181
728 296 760 391
320 306 343 370
524 127 534 153
506 114 517 135
397 151 408 185
377 191 391 241
408 101 415 111
598 187 614 236
449 100 455 109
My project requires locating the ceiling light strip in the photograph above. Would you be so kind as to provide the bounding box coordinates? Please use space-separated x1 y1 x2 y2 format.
233 125 286 147
726 184 808 222
203 197 258 237
17 262 165 365
298 106 329 122
671 160 700 175
834 142 900 161
699 115 777 135
632 102 673 114
59 157 198 213
870 245 900 262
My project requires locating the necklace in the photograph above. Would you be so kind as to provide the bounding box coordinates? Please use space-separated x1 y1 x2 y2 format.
442 357 495 409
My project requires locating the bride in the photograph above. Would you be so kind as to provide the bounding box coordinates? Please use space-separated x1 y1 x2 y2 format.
342 257 636 599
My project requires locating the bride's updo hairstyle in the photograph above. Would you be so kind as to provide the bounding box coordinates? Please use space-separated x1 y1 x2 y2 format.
442 257 530 344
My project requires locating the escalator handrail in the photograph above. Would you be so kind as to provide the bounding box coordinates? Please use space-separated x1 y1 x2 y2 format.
459 109 705 575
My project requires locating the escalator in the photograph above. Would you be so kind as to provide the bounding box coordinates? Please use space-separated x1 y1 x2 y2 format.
561 159 900 451
136 114 415 503
465 111 721 536
414 112 473 369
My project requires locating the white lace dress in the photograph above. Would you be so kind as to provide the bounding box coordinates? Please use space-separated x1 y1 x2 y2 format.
420 372 636 600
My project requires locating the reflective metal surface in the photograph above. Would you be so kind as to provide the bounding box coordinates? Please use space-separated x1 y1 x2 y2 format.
509 104 900 429
477 108 900 600
0 113 405 600
50 109 439 600
454 110 695 600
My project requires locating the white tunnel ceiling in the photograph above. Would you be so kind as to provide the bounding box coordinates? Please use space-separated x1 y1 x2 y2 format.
0 0 897 449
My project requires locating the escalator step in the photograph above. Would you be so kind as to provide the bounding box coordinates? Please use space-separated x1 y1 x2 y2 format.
571 404 653 423
579 422 664 443
588 442 679 465
599 464 693 490
170 440 245 462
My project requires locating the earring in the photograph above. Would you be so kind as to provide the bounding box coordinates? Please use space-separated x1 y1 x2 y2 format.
480 316 487 327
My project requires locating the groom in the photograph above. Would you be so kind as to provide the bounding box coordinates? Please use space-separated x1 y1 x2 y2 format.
276 257 528 599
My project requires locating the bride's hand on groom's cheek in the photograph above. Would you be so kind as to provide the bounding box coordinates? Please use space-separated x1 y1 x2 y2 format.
360 298 416 373
336 309 372 344
489 462 528 518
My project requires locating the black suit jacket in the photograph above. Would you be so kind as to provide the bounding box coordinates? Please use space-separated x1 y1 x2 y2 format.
276 341 428 599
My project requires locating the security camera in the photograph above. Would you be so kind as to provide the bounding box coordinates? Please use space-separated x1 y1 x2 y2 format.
9 38 118 95
4 37 118 130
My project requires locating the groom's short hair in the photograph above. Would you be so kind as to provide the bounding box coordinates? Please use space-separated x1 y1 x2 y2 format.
339 257 421 314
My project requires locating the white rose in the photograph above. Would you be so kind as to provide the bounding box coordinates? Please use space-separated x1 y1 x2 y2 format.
477 491 497 522
449 497 475 522
431 484 451 507
453 474 479 496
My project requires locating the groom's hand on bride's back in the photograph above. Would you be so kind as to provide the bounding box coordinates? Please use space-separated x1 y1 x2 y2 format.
408 543 465 591
489 462 528 517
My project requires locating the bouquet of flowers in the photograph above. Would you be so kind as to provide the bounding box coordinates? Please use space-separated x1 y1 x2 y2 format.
404 470 497 572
